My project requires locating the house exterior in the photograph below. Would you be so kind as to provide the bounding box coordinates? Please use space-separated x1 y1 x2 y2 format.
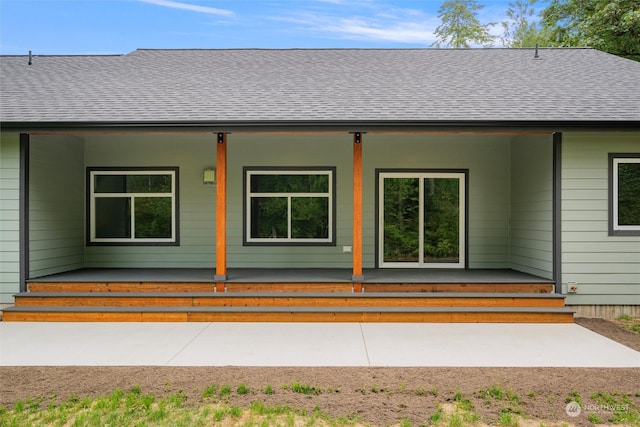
0 48 639 318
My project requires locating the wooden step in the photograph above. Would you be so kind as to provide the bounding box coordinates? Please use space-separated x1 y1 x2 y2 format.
1 306 575 323
363 283 554 293
28 282 217 293
13 292 567 308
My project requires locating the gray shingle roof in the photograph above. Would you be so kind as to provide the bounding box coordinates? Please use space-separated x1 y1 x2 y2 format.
1 48 639 126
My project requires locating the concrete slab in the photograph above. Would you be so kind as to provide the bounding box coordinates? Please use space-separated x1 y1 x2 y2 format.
361 323 640 367
0 322 638 367
167 323 369 366
0 323 209 366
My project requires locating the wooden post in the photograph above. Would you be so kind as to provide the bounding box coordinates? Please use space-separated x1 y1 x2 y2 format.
352 132 364 292
215 133 227 291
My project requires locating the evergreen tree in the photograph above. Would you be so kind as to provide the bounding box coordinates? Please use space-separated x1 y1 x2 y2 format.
501 0 544 47
432 0 496 48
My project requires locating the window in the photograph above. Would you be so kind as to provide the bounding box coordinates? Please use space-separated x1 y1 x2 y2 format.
377 170 467 268
244 168 335 245
609 154 640 236
88 168 178 245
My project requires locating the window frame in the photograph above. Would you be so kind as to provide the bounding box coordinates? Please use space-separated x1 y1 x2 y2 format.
87 167 179 246
609 154 640 236
376 169 468 269
243 167 336 246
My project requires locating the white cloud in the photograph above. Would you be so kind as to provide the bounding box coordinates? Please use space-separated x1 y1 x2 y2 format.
329 18 435 43
271 6 438 45
139 0 234 17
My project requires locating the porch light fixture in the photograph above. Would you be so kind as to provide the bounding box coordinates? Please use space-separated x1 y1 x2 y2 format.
203 168 216 185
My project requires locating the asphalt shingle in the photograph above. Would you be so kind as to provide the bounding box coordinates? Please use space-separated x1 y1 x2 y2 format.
1 48 639 125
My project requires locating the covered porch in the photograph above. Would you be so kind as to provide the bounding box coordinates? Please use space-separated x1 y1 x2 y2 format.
21 130 559 287
5 129 570 322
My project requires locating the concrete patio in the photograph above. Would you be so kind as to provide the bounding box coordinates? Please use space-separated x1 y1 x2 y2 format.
0 322 637 367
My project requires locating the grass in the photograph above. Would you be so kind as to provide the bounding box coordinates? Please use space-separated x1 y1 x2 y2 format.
0 386 362 427
3 384 640 427
590 392 640 425
287 382 324 396
615 314 640 334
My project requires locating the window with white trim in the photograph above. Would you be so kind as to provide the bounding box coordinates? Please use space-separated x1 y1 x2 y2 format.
244 168 335 245
88 168 178 244
610 155 640 236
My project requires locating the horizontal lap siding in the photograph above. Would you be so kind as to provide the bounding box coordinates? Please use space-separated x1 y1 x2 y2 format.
562 133 640 305
29 136 85 278
510 135 553 279
83 135 216 268
227 135 354 268
0 134 20 303
364 135 512 269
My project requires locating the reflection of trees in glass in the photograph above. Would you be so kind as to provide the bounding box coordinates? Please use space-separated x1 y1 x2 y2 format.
250 174 328 193
249 172 331 240
95 174 172 193
135 197 172 238
383 177 460 263
618 162 640 226
251 197 288 238
384 178 419 262
292 198 329 238
126 175 172 193
424 178 459 262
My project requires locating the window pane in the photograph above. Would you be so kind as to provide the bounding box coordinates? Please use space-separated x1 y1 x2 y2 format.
95 197 131 238
383 178 419 262
134 197 172 238
127 175 172 193
291 197 329 238
251 197 288 238
95 175 126 193
250 174 328 193
424 178 460 263
95 174 172 193
618 162 640 226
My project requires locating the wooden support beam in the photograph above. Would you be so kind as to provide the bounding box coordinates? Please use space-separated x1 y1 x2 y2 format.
352 132 363 292
215 133 228 291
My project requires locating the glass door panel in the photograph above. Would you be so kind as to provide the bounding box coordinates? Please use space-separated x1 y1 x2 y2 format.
383 177 419 263
423 178 460 264
379 172 465 268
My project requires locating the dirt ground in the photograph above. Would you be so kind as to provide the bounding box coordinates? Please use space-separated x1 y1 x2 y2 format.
1 318 639 426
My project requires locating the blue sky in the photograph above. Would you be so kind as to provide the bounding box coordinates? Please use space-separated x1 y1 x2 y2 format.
0 0 545 55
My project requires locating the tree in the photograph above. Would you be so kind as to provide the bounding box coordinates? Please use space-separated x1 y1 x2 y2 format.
501 0 544 47
541 0 640 60
432 0 496 48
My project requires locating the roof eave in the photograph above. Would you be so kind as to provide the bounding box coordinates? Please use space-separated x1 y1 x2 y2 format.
1 120 639 134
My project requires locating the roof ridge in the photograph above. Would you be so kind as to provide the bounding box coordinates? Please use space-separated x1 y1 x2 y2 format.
130 47 597 52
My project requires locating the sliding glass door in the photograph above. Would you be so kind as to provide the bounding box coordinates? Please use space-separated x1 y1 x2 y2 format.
379 172 466 268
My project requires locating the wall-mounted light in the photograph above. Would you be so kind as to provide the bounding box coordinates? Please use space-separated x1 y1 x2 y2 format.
203 168 216 185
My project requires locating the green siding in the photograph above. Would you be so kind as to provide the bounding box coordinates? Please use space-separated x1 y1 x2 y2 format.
227 135 354 268
83 135 217 268
562 132 640 305
17 133 559 278
364 134 513 269
0 134 20 303
510 135 553 279
29 136 85 277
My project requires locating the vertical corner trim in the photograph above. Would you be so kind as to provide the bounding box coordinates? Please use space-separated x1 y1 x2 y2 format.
552 132 562 294
19 134 30 293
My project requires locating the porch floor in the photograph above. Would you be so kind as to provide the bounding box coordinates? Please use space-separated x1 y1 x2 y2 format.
27 268 554 284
